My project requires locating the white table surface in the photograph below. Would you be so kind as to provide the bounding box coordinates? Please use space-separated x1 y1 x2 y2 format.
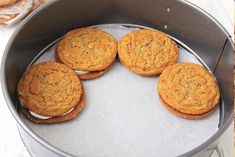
0 0 233 156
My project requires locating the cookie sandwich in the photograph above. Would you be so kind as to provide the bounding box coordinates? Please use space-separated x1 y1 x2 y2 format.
118 29 179 76
57 27 117 80
17 61 85 123
158 62 220 119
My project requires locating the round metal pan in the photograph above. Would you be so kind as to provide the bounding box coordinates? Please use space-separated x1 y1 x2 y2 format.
1 0 233 156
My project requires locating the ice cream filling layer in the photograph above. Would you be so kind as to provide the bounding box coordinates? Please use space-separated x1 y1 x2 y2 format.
75 70 90 75
29 107 75 120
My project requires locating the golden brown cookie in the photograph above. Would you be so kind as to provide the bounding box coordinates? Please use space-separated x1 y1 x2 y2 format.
20 86 86 124
17 61 83 118
158 62 220 119
56 27 117 79
0 0 17 7
118 29 179 76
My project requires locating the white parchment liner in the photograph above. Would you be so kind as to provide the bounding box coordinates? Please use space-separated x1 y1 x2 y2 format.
21 24 220 157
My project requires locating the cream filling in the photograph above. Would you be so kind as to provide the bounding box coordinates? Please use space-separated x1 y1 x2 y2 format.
29 111 51 119
28 107 75 120
75 70 90 75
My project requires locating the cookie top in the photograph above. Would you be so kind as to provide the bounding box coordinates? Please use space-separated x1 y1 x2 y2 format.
118 29 179 76
57 27 117 71
17 61 82 117
158 62 220 115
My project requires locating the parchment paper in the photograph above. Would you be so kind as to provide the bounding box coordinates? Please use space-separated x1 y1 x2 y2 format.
22 24 220 157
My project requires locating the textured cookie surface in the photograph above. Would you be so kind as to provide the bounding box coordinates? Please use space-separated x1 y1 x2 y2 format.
17 61 82 117
118 29 179 76
158 62 220 116
57 27 117 71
